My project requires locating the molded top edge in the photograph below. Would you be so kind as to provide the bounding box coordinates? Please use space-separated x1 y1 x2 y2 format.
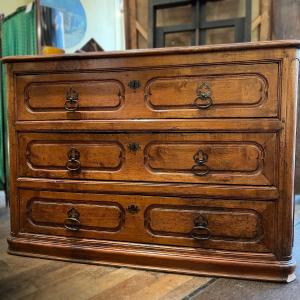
2 40 300 63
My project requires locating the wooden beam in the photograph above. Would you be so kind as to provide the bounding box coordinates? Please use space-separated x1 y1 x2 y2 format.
260 0 271 40
124 0 137 49
251 15 262 31
136 21 148 40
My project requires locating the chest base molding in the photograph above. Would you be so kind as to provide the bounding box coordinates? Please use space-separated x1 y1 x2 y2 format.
7 235 296 283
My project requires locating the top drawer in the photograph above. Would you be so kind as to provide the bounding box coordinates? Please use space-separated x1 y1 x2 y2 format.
15 62 279 121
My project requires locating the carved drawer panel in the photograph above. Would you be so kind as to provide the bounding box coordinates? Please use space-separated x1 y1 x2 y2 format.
16 62 278 121
143 62 278 118
143 198 275 252
146 75 264 109
16 73 125 121
19 132 277 187
19 133 124 180
20 189 126 240
19 189 275 253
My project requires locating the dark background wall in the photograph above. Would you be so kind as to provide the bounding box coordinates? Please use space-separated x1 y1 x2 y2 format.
272 0 300 40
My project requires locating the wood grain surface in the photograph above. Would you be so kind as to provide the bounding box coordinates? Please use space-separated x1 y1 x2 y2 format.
4 41 299 282
0 206 212 300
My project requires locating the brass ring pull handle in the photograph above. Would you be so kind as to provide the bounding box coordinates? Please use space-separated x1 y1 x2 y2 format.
64 87 79 111
196 82 211 99
193 96 213 110
190 215 211 240
64 208 80 231
191 225 211 240
193 82 213 110
66 148 81 172
192 164 210 176
64 217 80 231
192 149 210 176
66 159 81 171
64 99 79 111
193 150 208 164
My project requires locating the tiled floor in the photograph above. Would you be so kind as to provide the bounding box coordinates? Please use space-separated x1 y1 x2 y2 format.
0 195 299 299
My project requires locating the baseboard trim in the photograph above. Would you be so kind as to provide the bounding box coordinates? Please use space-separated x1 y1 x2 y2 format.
7 235 296 283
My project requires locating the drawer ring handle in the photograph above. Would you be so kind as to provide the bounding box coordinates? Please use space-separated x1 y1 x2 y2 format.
192 164 210 176
193 150 208 164
66 159 81 172
193 96 212 110
66 148 81 172
193 82 213 110
192 149 210 176
65 87 79 112
190 215 211 240
64 208 80 231
64 217 81 231
196 82 211 98
64 99 79 111
191 225 211 240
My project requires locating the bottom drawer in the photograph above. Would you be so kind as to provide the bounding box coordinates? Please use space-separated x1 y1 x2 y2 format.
19 189 275 253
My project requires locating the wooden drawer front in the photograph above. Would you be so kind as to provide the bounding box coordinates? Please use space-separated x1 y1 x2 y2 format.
147 206 259 240
19 189 275 253
143 199 274 252
19 190 126 240
19 132 277 186
17 73 125 121
144 62 278 118
23 140 123 172
25 81 123 111
16 62 278 121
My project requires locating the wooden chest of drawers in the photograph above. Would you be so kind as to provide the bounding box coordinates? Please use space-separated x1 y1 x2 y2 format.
4 41 299 282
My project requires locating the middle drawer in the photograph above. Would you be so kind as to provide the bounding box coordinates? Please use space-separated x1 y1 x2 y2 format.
19 132 277 186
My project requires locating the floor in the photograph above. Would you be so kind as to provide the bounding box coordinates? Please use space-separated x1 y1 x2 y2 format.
0 195 300 300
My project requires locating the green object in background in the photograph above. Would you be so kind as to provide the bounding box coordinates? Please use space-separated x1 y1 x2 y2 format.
0 4 37 192
2 5 37 56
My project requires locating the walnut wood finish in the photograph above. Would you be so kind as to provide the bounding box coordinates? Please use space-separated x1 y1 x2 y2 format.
19 132 276 186
19 189 274 253
3 40 299 282
15 62 278 120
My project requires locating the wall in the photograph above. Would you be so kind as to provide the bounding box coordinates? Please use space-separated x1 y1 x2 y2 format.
65 0 125 52
272 0 300 40
0 0 32 17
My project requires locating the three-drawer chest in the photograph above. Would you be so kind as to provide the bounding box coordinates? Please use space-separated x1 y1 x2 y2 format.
4 41 299 282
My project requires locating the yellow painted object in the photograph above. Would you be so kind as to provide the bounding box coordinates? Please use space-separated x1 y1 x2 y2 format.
42 46 65 55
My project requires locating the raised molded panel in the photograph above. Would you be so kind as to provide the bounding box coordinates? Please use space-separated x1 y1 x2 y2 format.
142 198 275 252
24 80 124 112
145 74 267 109
29 200 123 231
145 205 262 242
16 62 279 121
26 141 123 171
18 132 277 186
146 142 263 174
19 189 127 240
18 189 275 253
143 133 276 186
